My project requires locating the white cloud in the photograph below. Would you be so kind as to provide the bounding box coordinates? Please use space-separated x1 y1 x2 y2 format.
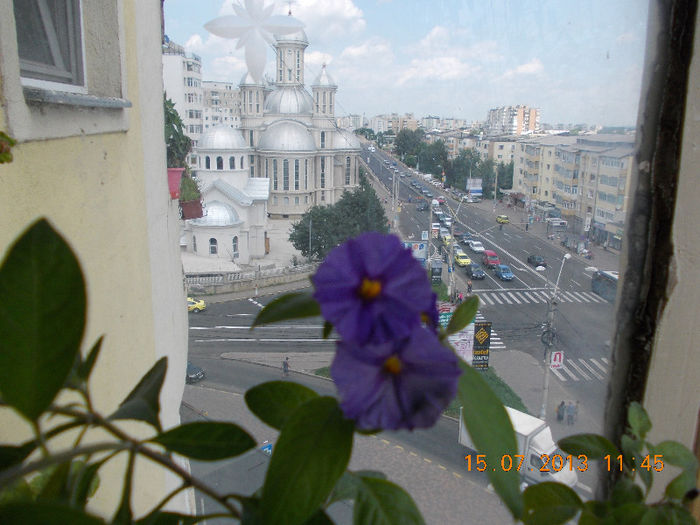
291 0 366 43
339 38 394 65
305 50 333 69
502 58 544 79
396 56 479 85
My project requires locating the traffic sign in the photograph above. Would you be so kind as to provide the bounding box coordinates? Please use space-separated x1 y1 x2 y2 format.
422 230 429 241
550 351 564 369
261 442 273 455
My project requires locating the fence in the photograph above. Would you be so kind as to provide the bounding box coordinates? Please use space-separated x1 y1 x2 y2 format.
185 263 318 295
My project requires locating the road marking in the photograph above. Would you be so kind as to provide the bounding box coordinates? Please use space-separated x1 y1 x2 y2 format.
591 358 608 372
524 291 542 303
480 294 494 305
602 357 609 364
491 294 504 305
561 366 579 381
579 359 605 380
564 292 583 303
507 292 522 304
571 280 581 287
552 368 567 381
438 464 447 471
423 458 432 464
583 291 605 303
226 313 254 317
567 360 591 380
409 451 418 457
453 472 463 479
248 298 264 309
394 445 404 451
381 439 390 445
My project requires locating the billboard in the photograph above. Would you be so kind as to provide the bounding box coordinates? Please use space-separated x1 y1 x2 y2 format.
466 177 483 196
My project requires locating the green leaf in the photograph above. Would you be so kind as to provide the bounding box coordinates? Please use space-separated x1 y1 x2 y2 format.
558 434 619 460
523 482 582 525
620 434 643 465
0 441 37 470
251 292 320 327
665 470 697 500
37 462 72 501
108 357 167 431
302 510 334 525
638 462 653 493
78 337 103 382
260 397 354 525
627 402 651 440
70 460 102 509
0 478 33 505
150 421 255 460
653 440 698 471
665 504 698 525
0 219 86 421
353 476 425 525
0 501 105 524
446 295 478 335
327 470 387 505
322 321 333 339
610 477 644 507
245 381 319 430
457 360 523 519
608 503 648 524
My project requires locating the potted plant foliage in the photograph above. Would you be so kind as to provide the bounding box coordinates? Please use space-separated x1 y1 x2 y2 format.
179 174 203 219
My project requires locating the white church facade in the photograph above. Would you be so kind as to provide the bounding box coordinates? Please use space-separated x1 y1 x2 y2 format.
180 29 361 270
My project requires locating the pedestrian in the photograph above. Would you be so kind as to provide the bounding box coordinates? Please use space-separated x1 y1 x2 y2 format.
566 401 575 425
525 222 529 231
556 401 565 423
467 280 473 294
282 356 289 377
458 291 464 303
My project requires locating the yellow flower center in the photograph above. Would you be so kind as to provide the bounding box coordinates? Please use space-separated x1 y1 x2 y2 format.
358 277 382 300
421 312 432 326
383 355 402 375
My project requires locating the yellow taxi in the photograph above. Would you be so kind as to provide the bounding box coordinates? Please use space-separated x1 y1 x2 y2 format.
496 215 510 224
454 251 472 267
441 234 453 247
187 296 207 313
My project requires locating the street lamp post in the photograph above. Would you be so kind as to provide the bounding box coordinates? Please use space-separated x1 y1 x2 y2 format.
448 195 465 300
538 253 571 420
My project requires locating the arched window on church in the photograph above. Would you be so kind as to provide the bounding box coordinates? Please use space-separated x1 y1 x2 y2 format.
193 236 197 253
273 159 278 190
216 156 223 170
229 156 235 169
209 238 218 255
205 156 211 170
232 236 239 258
320 158 325 188
320 131 325 149
240 156 244 169
345 157 351 185
283 159 290 190
304 159 308 189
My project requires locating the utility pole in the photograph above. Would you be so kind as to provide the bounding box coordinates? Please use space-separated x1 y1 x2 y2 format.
539 253 571 420
427 204 433 274
493 164 499 213
447 195 465 301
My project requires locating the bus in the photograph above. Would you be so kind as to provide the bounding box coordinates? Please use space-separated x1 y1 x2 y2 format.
591 270 619 302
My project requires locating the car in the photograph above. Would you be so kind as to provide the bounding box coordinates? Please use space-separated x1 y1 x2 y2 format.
425 192 434 198
496 215 510 224
416 201 429 211
187 296 206 313
494 264 515 281
466 263 486 280
441 234 453 247
482 250 501 268
186 361 205 384
454 251 471 267
437 196 446 205
443 217 452 228
467 240 485 253
527 255 547 267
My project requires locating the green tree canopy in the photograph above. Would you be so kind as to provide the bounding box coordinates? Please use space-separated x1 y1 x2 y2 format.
394 129 425 159
289 173 388 260
164 95 192 168
353 128 376 141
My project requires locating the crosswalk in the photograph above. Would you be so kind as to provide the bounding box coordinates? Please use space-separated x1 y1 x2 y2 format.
551 356 610 383
475 288 606 307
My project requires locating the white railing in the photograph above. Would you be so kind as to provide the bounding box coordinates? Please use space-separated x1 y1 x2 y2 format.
184 263 317 285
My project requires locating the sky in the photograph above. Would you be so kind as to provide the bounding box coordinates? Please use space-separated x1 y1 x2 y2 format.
163 0 649 127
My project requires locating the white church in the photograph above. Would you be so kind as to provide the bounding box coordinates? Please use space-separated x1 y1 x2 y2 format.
180 29 361 270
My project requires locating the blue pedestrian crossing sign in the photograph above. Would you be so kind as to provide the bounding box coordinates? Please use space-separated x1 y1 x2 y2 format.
261 442 273 455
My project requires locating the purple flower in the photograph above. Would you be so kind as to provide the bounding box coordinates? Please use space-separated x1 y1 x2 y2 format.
330 325 461 431
312 232 435 344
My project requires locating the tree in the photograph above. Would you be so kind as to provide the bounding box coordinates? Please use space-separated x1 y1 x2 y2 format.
394 129 425 159
289 173 388 260
164 95 192 168
353 127 376 141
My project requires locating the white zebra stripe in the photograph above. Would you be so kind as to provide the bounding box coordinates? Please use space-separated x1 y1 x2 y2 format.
507 292 522 304
567 360 591 380
578 359 605 380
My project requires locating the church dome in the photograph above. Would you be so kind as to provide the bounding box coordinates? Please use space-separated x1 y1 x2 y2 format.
333 129 361 150
275 29 309 45
264 86 313 114
312 65 336 87
258 120 315 152
199 126 248 151
190 201 241 227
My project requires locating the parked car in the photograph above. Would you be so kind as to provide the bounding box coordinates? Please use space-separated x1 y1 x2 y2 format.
187 296 206 313
443 217 452 228
496 215 510 224
441 234 453 247
494 264 515 281
186 361 205 384
467 240 485 253
454 251 471 267
437 196 446 205
466 263 486 280
527 254 547 267
416 201 429 211
482 250 501 269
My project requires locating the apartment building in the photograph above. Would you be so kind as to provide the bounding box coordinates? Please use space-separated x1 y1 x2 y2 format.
486 105 540 136
202 81 240 131
162 39 203 149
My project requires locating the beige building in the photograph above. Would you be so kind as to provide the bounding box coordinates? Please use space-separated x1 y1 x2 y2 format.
202 80 241 133
486 105 540 136
0 0 188 517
